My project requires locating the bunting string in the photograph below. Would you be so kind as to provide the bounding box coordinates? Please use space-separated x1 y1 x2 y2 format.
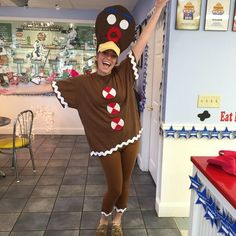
189 173 236 235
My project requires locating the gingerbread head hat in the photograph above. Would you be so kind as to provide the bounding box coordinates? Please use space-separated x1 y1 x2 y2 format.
95 5 136 57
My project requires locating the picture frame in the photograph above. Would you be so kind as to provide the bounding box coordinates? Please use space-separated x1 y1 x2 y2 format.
176 0 202 30
233 2 236 31
204 0 231 31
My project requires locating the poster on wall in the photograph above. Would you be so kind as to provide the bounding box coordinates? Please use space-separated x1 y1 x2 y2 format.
204 0 231 31
176 0 202 30
233 3 236 31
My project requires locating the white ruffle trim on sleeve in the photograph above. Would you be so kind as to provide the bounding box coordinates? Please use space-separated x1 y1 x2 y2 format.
90 128 143 157
52 81 68 108
128 51 139 80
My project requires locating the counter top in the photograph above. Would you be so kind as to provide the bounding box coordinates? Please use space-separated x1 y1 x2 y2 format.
191 156 236 209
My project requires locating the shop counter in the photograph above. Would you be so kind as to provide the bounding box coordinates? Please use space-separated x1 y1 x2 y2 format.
189 156 236 236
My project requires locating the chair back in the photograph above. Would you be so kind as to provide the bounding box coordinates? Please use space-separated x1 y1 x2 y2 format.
13 110 34 148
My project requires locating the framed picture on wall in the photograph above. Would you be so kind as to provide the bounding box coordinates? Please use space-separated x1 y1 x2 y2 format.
233 2 236 31
204 0 231 31
176 0 202 30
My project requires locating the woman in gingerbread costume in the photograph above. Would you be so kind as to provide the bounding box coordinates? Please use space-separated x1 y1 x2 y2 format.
0 1 169 235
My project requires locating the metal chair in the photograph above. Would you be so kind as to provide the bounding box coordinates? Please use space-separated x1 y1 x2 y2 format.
0 110 36 181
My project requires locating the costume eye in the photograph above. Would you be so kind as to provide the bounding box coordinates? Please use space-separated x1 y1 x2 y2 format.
107 14 116 25
119 19 129 30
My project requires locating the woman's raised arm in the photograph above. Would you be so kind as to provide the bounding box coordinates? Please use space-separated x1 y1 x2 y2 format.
132 0 169 62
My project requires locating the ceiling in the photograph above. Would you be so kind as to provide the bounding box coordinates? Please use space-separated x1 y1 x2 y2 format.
0 0 139 11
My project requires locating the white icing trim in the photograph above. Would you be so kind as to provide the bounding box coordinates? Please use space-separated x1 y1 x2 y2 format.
51 81 68 108
114 206 127 213
101 211 113 217
90 128 143 157
128 51 139 80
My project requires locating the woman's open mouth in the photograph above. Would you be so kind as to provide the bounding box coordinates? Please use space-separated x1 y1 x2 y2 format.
102 61 112 68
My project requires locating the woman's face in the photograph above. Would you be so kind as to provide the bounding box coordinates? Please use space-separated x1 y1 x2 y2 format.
96 50 118 76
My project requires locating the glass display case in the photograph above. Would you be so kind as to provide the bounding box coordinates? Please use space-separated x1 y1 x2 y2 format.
0 20 96 88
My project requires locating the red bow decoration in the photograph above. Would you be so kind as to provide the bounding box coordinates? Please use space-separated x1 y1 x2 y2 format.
207 150 236 176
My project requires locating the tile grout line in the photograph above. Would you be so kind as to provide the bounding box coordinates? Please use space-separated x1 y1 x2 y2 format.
132 174 150 236
43 135 78 234
7 135 52 234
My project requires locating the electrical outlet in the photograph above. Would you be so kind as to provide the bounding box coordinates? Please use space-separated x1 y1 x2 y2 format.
197 95 221 108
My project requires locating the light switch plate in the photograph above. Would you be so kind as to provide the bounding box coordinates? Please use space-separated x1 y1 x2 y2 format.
197 95 221 108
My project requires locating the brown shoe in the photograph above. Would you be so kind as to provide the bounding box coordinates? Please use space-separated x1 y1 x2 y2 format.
111 224 123 236
95 224 108 236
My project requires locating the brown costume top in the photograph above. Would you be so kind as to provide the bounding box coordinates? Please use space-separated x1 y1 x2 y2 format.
52 51 142 157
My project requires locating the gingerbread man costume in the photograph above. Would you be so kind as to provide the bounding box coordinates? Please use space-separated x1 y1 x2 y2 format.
52 5 142 219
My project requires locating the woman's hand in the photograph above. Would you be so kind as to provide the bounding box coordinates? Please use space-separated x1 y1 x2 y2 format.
155 0 170 10
132 0 170 62
0 88 15 95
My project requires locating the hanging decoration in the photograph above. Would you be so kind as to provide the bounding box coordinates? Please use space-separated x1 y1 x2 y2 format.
164 125 236 139
189 173 236 235
178 127 188 138
221 127 231 139
138 45 148 112
199 126 209 138
210 127 219 139
165 125 176 138
189 126 198 138
135 11 153 113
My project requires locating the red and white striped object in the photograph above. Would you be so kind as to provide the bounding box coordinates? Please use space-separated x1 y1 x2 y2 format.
102 87 116 99
111 118 124 131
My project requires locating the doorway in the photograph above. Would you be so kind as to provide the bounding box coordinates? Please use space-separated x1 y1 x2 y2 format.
138 9 169 189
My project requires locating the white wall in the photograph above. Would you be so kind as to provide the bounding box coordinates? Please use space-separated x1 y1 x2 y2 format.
165 0 236 124
0 95 84 134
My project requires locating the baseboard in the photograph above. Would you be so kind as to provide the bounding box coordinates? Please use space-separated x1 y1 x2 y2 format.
155 196 190 217
34 128 85 135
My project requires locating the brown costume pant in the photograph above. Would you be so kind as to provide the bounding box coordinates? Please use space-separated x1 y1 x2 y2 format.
99 141 140 216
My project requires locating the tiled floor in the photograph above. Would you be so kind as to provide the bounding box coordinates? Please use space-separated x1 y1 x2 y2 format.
0 135 187 236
